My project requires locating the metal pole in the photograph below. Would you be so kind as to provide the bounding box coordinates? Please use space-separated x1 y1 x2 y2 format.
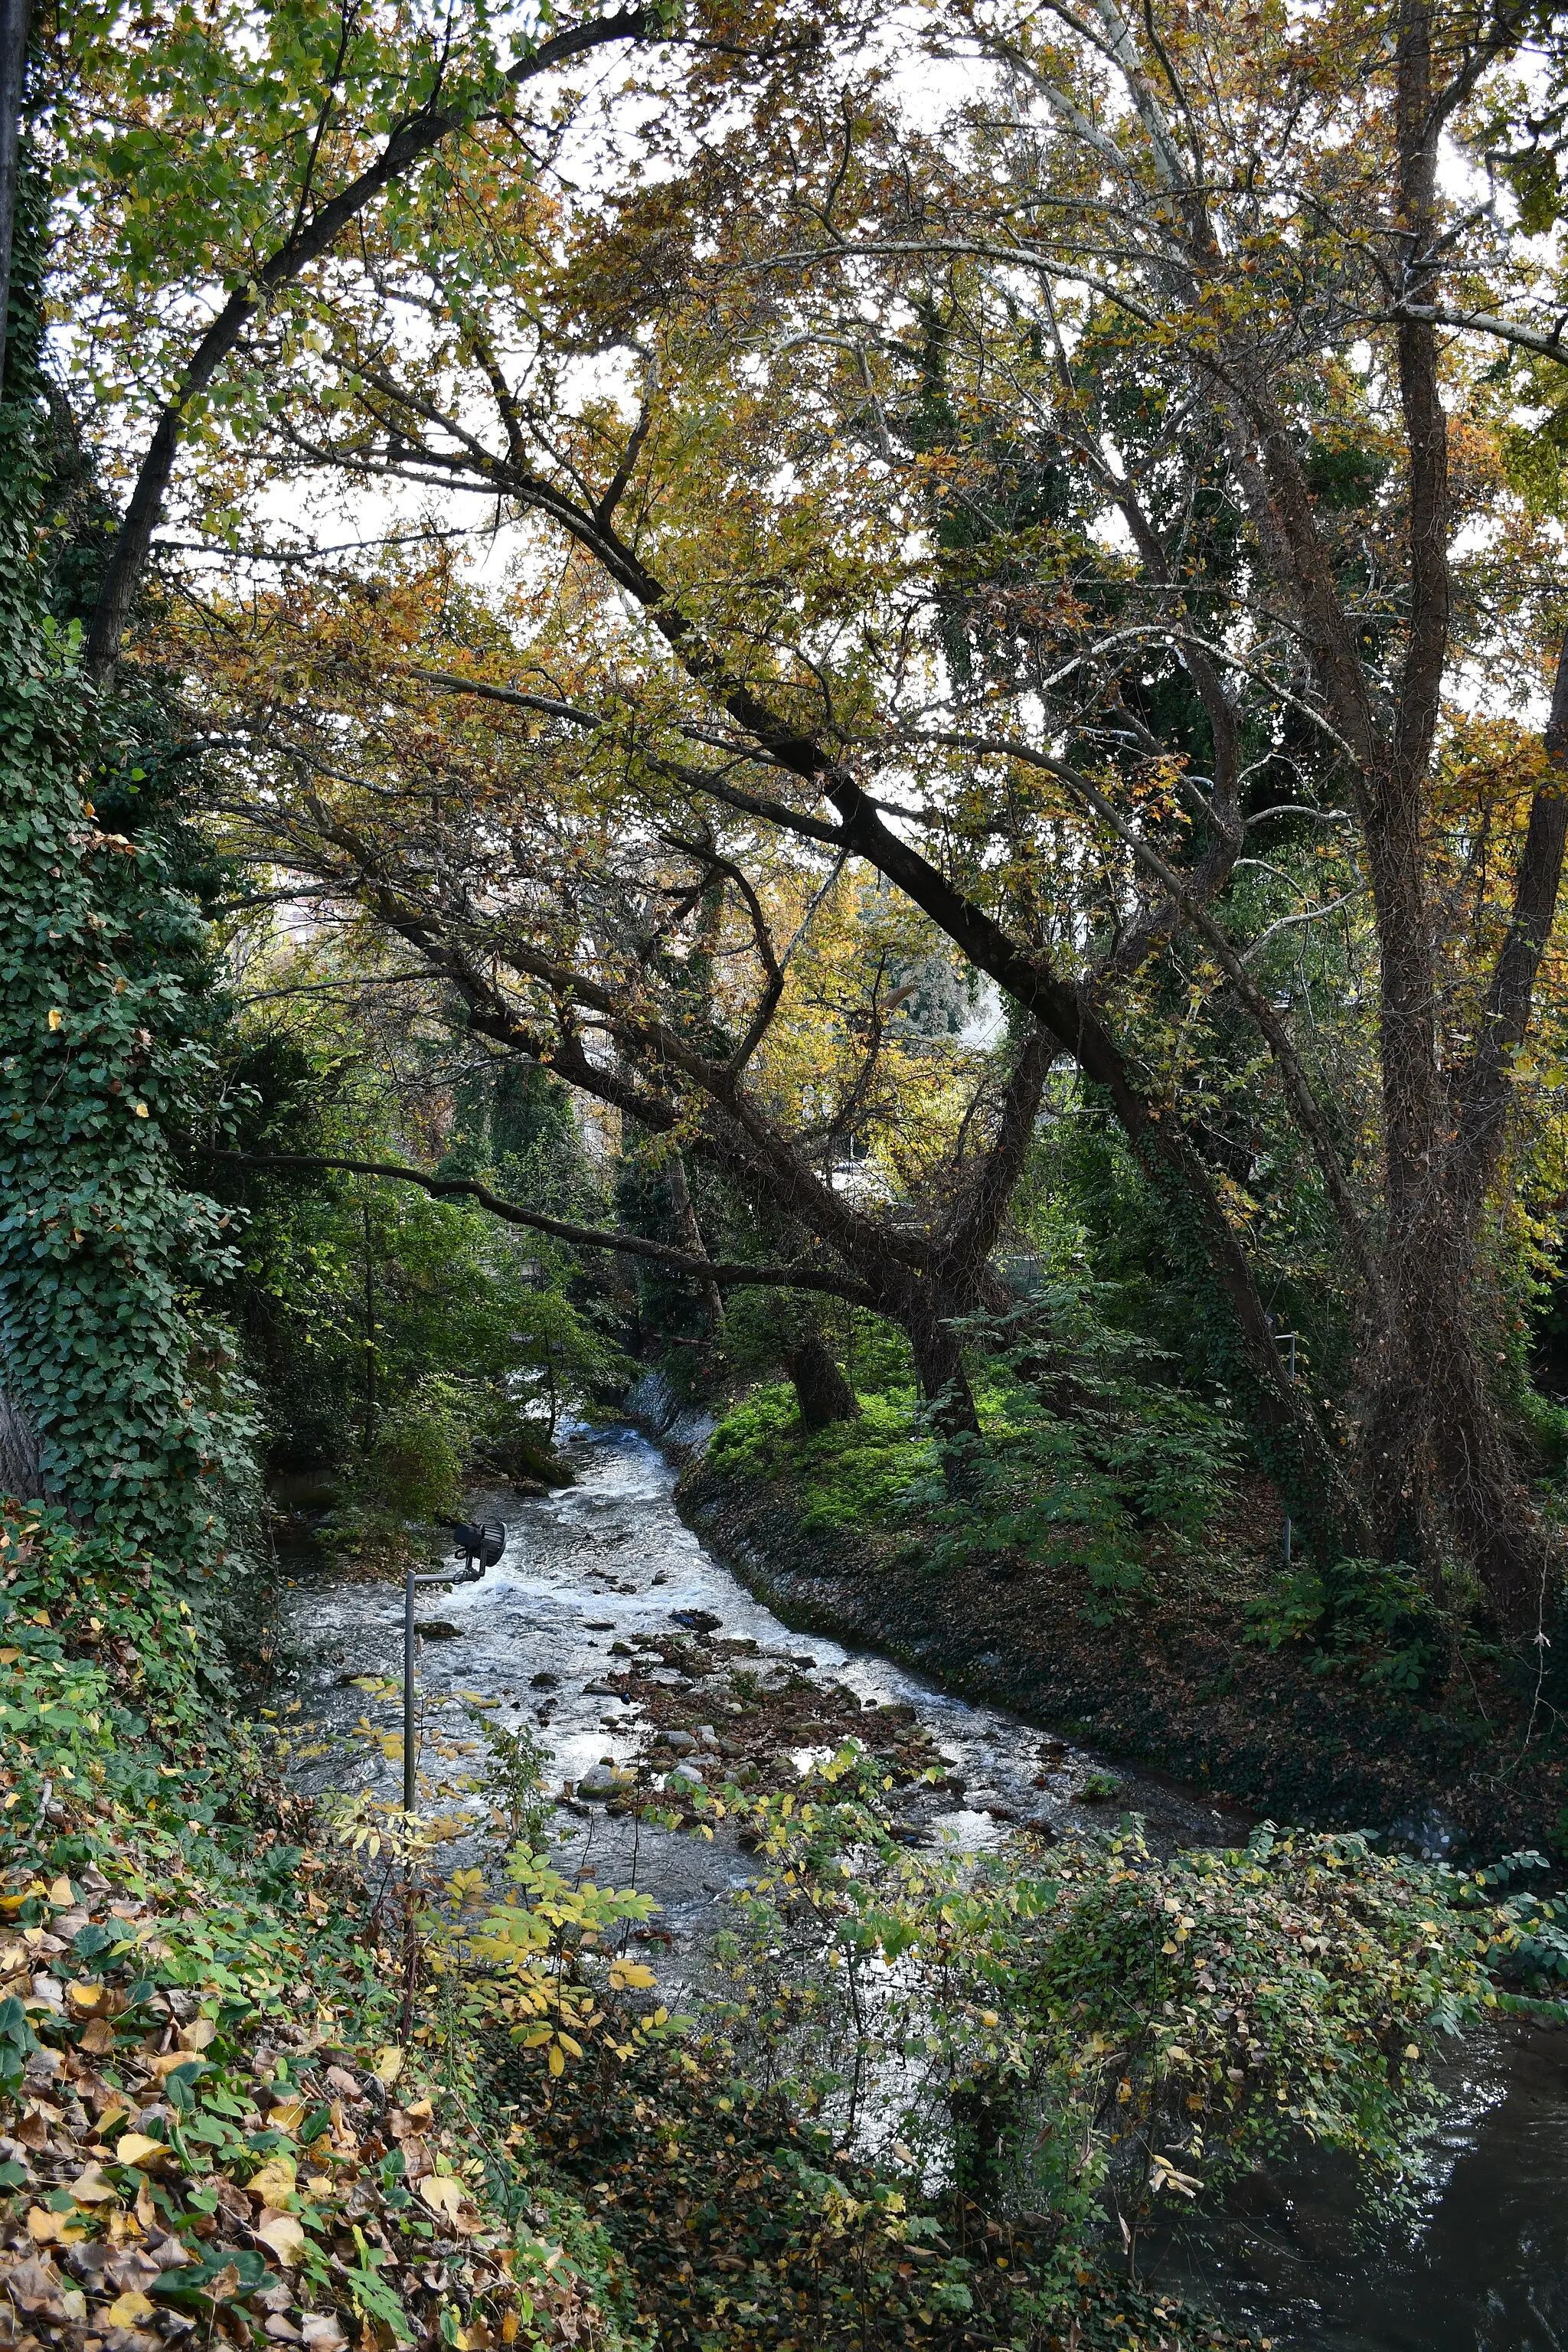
403 1560 416 1816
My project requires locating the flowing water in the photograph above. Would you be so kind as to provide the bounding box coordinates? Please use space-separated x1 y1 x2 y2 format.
274 1422 1568 2352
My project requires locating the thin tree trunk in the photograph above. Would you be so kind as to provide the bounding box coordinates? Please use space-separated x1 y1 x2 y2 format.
362 1200 377 1454
0 0 29 393
667 1149 724 1335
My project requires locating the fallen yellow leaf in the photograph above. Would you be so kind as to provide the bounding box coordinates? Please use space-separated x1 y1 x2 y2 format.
47 1877 73 1907
403 2096 433 2125
269 2098 306 2134
66 1981 106 2015
247 2156 298 2207
68 2164 118 2206
253 2210 305 2265
114 2133 166 2169
418 2174 466 2223
106 2292 155 2327
145 2050 204 2081
372 2045 403 2087
46 1008 61 1031
178 2016 217 2052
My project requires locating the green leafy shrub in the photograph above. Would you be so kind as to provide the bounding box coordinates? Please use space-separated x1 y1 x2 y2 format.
364 1378 467 1519
707 1762 1535 2299
1246 1555 1444 1694
906 1289 1237 1615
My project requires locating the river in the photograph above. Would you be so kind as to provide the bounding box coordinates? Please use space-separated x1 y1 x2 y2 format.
274 1421 1568 2352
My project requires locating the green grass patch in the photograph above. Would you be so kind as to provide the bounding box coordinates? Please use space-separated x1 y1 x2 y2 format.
706 1384 932 1533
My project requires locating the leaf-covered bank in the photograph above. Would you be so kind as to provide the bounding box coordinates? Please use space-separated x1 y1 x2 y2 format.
0 1501 635 2352
674 1394 1568 1867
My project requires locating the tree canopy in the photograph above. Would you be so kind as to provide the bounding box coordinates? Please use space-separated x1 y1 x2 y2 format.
12 0 1568 1623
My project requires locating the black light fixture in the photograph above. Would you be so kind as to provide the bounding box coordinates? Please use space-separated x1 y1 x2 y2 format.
436 1517 507 1574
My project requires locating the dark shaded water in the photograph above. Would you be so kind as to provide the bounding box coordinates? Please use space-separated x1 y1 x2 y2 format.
275 1423 1568 2351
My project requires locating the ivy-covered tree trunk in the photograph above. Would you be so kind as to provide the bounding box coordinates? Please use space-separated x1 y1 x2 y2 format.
0 1384 39 1499
0 151 254 1575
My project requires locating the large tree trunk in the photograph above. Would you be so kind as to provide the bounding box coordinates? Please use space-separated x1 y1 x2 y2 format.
781 1331 859 1432
1348 10 1559 1632
904 1300 982 1446
1361 1152 1545 1628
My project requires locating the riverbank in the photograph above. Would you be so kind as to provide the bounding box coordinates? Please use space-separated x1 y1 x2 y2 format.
668 1398 1568 1864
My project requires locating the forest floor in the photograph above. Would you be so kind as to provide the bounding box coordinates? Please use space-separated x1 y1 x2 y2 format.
676 1448 1568 1864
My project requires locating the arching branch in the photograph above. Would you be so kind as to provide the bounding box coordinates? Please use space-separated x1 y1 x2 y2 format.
190 1146 877 1305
